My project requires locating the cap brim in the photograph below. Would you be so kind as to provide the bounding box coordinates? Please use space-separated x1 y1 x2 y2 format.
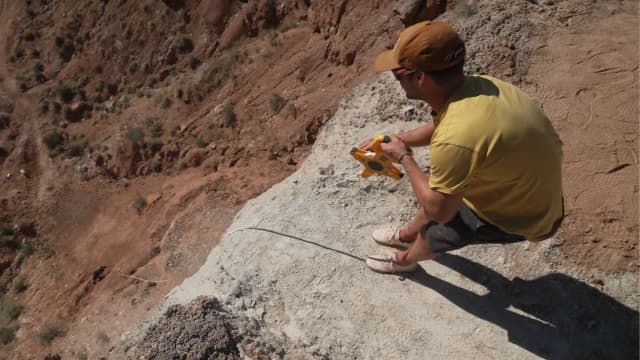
374 50 400 73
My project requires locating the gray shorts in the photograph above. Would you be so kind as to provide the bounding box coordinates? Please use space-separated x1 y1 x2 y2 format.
423 202 526 253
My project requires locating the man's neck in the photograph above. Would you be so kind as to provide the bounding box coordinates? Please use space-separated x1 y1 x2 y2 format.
425 75 466 113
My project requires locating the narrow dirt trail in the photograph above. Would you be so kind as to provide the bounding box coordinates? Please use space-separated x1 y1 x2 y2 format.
0 0 55 205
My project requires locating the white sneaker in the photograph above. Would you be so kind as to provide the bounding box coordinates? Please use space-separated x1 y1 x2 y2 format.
366 254 418 273
372 227 414 248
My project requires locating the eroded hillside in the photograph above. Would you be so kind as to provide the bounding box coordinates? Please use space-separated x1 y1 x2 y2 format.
0 0 637 358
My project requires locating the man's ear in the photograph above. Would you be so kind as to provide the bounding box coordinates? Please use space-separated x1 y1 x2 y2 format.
417 71 427 87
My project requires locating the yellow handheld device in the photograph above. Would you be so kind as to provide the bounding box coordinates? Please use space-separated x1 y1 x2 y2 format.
350 135 403 180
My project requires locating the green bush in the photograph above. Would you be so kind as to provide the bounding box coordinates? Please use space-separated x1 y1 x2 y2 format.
21 29 36 41
43 131 66 151
13 277 27 293
57 42 75 62
0 235 20 250
174 35 193 54
147 139 163 152
149 160 162 173
195 137 207 148
270 93 286 114
95 80 105 93
37 324 65 344
133 196 147 212
13 47 24 59
187 55 200 70
0 326 17 345
149 122 163 138
55 83 76 103
0 223 13 235
127 128 145 147
32 62 44 73
1 297 22 321
223 103 236 127
21 239 36 258
0 113 9 129
66 140 87 157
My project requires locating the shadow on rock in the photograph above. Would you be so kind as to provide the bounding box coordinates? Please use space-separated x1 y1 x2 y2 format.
406 253 638 359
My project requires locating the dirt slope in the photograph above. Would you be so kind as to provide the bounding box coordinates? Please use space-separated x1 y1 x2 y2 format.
0 0 637 358
124 1 639 359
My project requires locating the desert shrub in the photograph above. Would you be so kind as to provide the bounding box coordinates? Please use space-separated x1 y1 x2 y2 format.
55 83 76 103
0 235 20 250
127 127 145 147
37 324 65 344
43 131 66 151
13 277 27 293
21 29 36 41
18 221 36 237
128 62 138 74
133 196 147 212
270 93 286 114
0 113 9 129
32 62 44 73
148 122 163 138
38 101 49 114
223 103 236 127
147 139 163 152
284 102 297 119
66 139 87 157
54 36 64 47
107 82 119 96
21 239 37 258
127 83 140 95
57 42 75 62
195 137 207 148
153 93 172 109
96 330 110 344
187 55 200 70
30 49 40 58
34 72 47 83
13 47 24 59
62 104 72 120
0 223 13 236
0 326 17 345
94 80 105 93
149 160 162 173
52 102 62 114
278 21 296 33
0 297 22 321
174 35 194 54
75 349 88 360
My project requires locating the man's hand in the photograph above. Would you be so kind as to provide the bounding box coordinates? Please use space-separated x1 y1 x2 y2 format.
357 138 374 150
380 135 410 162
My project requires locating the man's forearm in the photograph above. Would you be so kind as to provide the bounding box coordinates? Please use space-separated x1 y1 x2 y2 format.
397 122 434 148
399 155 458 223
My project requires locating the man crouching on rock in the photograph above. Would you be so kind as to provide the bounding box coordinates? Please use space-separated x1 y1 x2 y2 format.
361 21 564 274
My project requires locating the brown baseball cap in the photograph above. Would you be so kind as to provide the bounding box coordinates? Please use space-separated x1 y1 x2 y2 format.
374 21 466 73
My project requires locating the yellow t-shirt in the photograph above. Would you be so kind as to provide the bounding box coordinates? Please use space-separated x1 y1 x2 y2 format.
429 75 563 240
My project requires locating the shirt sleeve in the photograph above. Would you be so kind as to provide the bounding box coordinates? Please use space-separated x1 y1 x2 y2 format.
428 142 478 194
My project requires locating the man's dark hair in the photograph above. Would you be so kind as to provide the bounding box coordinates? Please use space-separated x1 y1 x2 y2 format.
426 60 465 85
